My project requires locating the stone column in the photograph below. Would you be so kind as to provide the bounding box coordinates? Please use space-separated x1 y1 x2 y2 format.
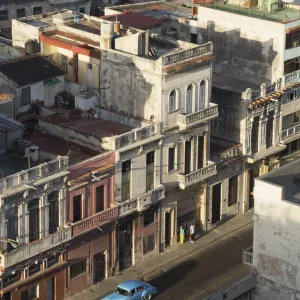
24 203 30 244
59 188 66 228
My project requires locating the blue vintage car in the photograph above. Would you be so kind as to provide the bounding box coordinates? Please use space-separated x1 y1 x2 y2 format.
102 280 157 300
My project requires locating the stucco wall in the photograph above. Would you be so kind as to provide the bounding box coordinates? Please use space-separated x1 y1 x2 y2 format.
197 7 285 85
253 178 300 292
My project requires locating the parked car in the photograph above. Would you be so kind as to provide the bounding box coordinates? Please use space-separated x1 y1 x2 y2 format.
102 280 157 300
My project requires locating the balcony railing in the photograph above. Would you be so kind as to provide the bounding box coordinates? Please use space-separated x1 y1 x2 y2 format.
282 70 300 87
178 103 218 131
242 246 253 267
119 186 165 217
211 144 243 165
177 163 217 189
72 207 118 236
282 124 300 140
163 42 213 66
0 227 72 268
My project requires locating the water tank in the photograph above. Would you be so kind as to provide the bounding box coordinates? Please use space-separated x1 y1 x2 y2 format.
101 22 114 39
30 146 40 162
114 21 120 34
25 40 39 55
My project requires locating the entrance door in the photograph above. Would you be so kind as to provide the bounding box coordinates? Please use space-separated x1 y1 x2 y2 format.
94 253 106 284
119 221 132 271
165 211 171 248
46 277 54 300
212 183 221 224
185 140 192 174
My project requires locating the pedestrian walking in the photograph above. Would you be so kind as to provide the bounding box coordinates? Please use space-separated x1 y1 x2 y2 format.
190 224 195 243
180 226 185 244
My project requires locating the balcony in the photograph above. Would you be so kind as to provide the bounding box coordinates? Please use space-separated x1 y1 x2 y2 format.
242 246 253 268
211 141 243 166
282 70 300 87
72 207 118 237
119 186 165 217
0 227 72 268
177 164 217 189
178 103 218 131
282 124 300 141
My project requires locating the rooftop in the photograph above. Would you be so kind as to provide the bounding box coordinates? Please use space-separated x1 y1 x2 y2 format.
212 73 259 94
0 54 65 87
259 159 300 205
108 1 194 20
0 155 28 177
202 2 300 23
100 12 164 29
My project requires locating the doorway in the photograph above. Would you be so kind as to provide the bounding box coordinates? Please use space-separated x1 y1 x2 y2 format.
165 211 171 248
119 220 132 271
212 183 221 224
46 277 55 300
249 170 254 209
93 252 106 284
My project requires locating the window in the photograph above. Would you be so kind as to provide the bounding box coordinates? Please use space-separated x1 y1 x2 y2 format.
0 10 8 21
3 272 19 288
137 286 144 292
28 198 39 243
21 284 39 300
169 90 176 112
95 185 104 213
294 111 300 123
251 117 259 154
184 140 191 174
228 175 238 206
143 233 155 254
6 206 18 241
16 8 25 19
186 84 193 114
190 33 197 44
48 191 59 234
33 7 42 15
146 151 155 192
168 147 175 172
61 54 68 74
28 263 39 276
87 63 92 70
21 87 31 106
79 7 85 13
197 136 204 169
48 254 59 267
199 80 206 110
261 123 266 144
122 160 131 201
73 195 82 222
70 259 87 279
144 208 155 227
130 289 136 296
266 113 274 149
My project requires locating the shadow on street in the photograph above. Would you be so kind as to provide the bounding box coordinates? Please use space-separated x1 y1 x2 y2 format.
148 259 197 296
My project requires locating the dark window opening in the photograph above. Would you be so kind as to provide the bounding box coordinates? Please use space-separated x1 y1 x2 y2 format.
143 232 155 254
33 7 42 15
168 147 175 172
184 140 192 174
284 57 300 74
122 160 131 201
28 198 39 243
70 259 87 279
48 254 59 267
28 263 39 276
73 194 82 222
6 206 18 242
96 185 104 213
21 87 31 106
190 33 197 44
197 136 204 169
146 151 155 192
3 271 19 288
266 113 274 149
251 117 259 154
21 284 38 300
79 7 85 13
16 8 25 19
286 31 300 49
228 175 238 206
48 191 59 234
0 10 8 21
144 209 155 227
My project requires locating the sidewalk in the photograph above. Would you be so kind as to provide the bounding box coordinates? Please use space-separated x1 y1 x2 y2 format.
67 210 253 300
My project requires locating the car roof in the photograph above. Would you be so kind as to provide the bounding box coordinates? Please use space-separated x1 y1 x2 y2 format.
117 280 145 290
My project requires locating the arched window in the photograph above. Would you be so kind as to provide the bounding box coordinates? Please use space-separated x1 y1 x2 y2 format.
186 84 193 114
169 90 176 112
199 80 206 110
48 191 59 234
28 198 39 242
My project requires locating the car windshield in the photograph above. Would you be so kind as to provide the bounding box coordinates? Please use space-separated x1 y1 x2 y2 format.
115 287 129 296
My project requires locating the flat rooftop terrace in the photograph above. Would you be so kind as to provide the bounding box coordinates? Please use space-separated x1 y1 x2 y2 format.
203 3 300 23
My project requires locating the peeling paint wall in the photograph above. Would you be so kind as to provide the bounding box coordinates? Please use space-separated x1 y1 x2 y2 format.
100 50 163 121
253 178 300 294
197 7 285 85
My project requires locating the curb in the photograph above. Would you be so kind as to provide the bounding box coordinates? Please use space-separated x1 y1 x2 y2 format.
142 220 253 281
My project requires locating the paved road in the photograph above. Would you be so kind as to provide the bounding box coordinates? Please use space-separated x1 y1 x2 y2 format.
148 224 253 300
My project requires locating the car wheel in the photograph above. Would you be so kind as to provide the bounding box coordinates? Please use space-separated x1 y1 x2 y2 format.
142 295 152 300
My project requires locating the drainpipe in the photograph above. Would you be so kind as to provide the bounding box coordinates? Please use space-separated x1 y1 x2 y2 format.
73 53 78 83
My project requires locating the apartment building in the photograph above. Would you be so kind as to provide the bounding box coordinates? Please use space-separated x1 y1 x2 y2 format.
0 0 91 39
0 114 71 300
243 159 300 299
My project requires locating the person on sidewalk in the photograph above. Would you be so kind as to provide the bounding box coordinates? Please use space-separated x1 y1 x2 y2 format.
190 224 195 243
180 226 185 244
182 220 188 239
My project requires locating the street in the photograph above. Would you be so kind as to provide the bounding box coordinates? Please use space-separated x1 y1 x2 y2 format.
148 224 253 300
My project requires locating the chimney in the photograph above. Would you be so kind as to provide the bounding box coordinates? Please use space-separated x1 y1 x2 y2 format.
100 22 114 50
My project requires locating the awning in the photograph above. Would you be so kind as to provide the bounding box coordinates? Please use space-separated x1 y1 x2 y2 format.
286 25 300 34
44 78 62 86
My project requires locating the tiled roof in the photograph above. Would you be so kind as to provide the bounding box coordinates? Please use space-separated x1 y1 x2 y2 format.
0 54 65 87
101 12 163 29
